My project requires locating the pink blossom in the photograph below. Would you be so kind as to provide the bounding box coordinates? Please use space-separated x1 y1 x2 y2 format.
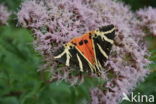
136 7 156 36
17 0 151 103
0 4 10 25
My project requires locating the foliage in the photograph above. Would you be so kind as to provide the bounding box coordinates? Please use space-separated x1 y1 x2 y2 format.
120 0 156 11
0 0 21 10
0 25 104 104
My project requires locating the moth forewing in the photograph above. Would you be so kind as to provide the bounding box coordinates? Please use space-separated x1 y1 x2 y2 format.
92 25 115 68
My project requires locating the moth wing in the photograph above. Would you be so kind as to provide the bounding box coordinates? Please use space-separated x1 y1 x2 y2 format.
54 42 92 72
93 25 115 67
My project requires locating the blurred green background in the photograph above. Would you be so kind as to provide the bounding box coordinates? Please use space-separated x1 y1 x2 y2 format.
0 0 156 104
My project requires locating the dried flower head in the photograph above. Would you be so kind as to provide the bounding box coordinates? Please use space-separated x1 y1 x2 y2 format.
0 4 10 25
17 0 151 103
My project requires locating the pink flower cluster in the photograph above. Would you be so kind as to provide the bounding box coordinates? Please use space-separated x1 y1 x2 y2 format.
0 4 10 25
136 7 156 36
17 0 152 103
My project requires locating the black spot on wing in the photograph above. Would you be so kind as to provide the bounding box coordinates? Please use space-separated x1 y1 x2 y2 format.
99 24 114 32
79 40 83 45
73 43 77 46
84 40 88 44
89 33 92 39
71 42 77 46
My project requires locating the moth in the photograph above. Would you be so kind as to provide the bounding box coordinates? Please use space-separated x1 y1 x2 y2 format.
54 25 115 74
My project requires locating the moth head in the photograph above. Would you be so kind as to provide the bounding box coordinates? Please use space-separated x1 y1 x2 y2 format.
64 42 75 49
